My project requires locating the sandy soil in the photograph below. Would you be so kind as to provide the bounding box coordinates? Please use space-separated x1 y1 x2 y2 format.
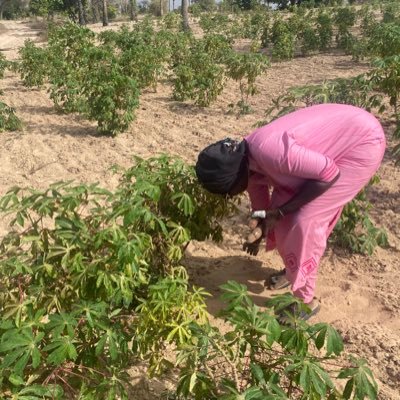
0 19 399 399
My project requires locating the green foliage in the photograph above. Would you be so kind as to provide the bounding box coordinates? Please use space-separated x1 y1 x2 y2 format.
331 177 388 255
172 37 226 107
81 47 140 136
17 23 142 135
0 53 9 79
240 11 270 40
271 19 295 60
0 155 237 397
316 11 333 50
29 0 64 17
262 76 384 125
18 40 49 88
0 102 22 132
382 2 400 24
334 7 357 52
199 13 232 35
369 56 400 161
162 12 183 31
99 23 172 91
46 22 96 113
226 51 269 114
300 23 320 55
167 282 378 399
367 23 400 58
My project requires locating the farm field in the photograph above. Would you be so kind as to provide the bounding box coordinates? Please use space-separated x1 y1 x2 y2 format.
0 8 399 400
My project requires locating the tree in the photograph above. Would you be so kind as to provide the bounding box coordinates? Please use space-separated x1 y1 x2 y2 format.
77 0 86 24
102 0 108 26
0 0 28 18
129 0 137 20
0 0 12 19
89 0 100 22
182 0 189 31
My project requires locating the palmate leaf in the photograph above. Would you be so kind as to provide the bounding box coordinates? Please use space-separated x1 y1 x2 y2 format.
0 328 44 374
310 323 344 356
43 336 77 365
46 312 78 338
338 357 378 400
95 328 122 361
171 192 195 216
280 327 309 356
227 304 281 344
220 280 252 310
72 301 108 328
12 384 64 399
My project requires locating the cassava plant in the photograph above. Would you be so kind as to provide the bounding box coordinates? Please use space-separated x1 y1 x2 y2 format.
270 18 296 61
226 51 269 114
331 176 388 255
0 155 238 398
334 7 357 53
17 40 49 88
165 282 378 399
172 37 226 107
0 101 22 132
316 11 333 51
81 47 140 136
0 53 9 79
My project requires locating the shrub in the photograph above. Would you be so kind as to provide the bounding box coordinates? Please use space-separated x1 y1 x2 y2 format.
334 7 357 52
331 176 388 255
17 40 49 88
271 19 295 60
226 51 269 114
0 102 22 132
166 282 378 399
316 11 333 50
300 23 320 56
172 38 226 107
0 156 237 397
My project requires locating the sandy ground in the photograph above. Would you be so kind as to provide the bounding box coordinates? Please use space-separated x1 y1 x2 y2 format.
0 19 399 399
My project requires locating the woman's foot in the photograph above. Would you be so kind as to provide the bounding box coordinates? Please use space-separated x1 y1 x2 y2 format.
278 298 321 325
265 269 291 290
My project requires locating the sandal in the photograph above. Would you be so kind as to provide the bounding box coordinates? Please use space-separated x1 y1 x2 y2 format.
265 269 291 290
278 299 321 325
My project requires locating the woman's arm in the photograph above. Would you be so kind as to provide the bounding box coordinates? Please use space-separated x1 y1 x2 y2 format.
279 172 340 216
259 173 340 232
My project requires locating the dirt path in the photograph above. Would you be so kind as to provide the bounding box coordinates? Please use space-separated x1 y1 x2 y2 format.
0 20 399 399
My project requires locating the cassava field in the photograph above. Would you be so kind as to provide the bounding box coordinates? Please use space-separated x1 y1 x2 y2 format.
0 2 399 399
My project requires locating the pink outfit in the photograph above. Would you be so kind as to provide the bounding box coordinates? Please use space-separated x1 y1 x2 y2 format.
245 104 386 303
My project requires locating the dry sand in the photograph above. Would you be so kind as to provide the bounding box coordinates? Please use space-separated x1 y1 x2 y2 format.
0 19 399 399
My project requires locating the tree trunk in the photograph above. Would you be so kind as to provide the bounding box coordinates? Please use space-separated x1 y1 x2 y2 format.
182 0 189 31
77 0 86 25
102 0 108 26
91 0 100 23
129 0 137 21
172 0 175 11
159 0 164 17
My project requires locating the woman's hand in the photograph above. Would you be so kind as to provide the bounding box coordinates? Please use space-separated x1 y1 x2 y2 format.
263 209 283 230
243 209 283 256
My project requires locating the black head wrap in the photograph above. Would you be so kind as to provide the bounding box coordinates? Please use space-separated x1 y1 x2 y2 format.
195 138 248 195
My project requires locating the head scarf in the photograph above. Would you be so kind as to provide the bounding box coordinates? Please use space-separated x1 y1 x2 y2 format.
195 138 248 195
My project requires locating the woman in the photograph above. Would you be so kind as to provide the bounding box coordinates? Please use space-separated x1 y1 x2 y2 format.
195 104 386 319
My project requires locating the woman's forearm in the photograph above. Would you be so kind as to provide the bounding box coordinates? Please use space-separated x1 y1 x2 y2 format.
279 173 340 216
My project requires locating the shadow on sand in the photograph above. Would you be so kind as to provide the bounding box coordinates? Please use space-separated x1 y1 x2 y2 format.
183 254 285 317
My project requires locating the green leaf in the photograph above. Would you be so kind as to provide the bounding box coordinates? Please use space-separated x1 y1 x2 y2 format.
311 323 344 356
9 373 25 386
